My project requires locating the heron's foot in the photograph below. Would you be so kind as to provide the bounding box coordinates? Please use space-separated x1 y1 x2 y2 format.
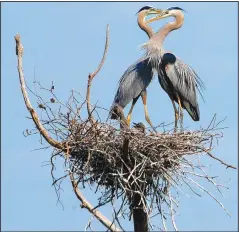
179 111 184 133
145 116 157 133
126 115 131 126
173 112 179 133
149 124 157 133
151 127 157 133
180 126 184 133
179 120 184 133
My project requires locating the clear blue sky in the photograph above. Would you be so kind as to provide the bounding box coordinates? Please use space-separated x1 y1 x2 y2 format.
2 2 238 231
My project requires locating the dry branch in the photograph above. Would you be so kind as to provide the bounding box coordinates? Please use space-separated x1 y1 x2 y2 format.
86 25 109 122
70 173 121 232
15 31 120 232
14 34 64 150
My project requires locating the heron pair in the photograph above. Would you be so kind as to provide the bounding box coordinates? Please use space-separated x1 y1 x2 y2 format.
110 6 205 132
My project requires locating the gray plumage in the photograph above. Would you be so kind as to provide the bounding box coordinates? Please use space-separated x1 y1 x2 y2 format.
110 57 154 120
158 52 205 121
141 31 205 125
109 6 205 131
108 6 163 130
137 7 206 130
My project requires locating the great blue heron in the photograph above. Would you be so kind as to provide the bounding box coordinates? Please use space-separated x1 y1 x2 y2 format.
144 7 205 131
109 6 162 131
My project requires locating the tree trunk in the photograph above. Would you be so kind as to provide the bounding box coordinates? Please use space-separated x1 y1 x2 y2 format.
132 193 148 232
122 138 148 232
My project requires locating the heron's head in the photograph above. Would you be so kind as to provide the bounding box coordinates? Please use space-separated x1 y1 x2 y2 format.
146 7 186 24
132 122 146 134
136 6 163 23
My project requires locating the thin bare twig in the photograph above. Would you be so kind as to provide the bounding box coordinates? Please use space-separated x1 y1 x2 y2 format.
86 25 110 122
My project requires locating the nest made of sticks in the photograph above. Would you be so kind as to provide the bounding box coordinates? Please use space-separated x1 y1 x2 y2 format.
69 121 213 189
66 116 227 209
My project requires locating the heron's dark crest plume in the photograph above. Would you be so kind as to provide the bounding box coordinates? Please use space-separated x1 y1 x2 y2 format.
136 6 154 14
167 7 186 12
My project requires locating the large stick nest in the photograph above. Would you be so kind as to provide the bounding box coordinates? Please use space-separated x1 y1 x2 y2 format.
15 30 236 231
66 113 226 198
50 109 233 229
69 120 216 192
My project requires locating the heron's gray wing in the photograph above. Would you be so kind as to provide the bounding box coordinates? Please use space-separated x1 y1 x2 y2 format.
162 53 205 121
113 57 154 108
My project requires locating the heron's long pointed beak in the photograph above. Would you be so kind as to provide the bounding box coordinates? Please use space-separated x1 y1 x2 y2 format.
146 10 170 24
147 9 163 15
145 8 163 21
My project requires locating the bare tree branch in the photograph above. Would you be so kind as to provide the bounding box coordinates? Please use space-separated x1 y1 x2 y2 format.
70 173 121 232
86 25 110 122
14 34 64 150
201 147 236 170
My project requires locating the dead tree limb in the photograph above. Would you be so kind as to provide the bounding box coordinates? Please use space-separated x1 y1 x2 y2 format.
86 24 110 122
14 34 64 150
70 173 121 232
15 32 121 232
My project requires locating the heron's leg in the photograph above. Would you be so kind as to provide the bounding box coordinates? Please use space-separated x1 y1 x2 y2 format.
141 91 157 133
126 96 140 126
177 96 184 132
170 97 179 133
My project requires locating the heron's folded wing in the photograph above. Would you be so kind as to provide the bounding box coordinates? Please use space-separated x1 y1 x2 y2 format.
116 57 154 100
162 53 205 121
111 57 154 110
163 53 205 105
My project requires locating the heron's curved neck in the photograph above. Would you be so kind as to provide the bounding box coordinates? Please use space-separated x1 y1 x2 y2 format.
153 12 184 46
138 12 154 38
